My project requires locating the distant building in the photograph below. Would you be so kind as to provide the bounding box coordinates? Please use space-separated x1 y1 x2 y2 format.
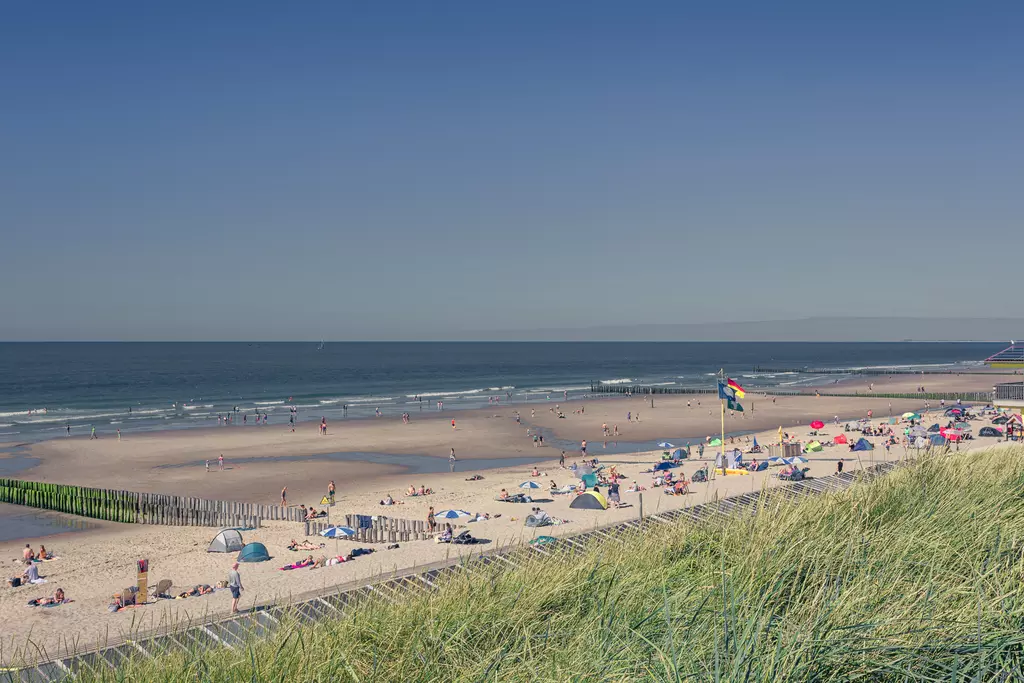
995 382 1024 411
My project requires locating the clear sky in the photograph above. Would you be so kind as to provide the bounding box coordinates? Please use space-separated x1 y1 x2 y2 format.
2 2 1022 340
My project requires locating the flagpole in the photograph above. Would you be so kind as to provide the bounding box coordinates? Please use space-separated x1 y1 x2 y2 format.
720 369 727 477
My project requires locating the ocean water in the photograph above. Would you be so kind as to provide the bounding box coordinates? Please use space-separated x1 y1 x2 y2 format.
0 342 1002 442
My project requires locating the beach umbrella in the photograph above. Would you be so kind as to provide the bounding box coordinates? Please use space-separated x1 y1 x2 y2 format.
519 481 541 489
788 456 809 464
320 526 356 538
833 434 847 445
768 457 787 466
810 420 824 430
954 421 970 430
901 412 917 419
434 509 472 519
908 426 927 438
657 441 675 449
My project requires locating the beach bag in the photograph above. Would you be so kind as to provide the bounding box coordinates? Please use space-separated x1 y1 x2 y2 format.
8 577 20 588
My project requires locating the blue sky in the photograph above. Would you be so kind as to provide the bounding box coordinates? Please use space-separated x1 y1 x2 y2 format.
1 2 1022 340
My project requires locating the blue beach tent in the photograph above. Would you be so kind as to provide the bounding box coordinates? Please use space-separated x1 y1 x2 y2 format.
852 438 874 452
237 542 270 563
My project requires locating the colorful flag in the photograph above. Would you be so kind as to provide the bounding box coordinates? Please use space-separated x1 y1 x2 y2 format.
727 398 744 412
727 379 746 398
718 382 735 401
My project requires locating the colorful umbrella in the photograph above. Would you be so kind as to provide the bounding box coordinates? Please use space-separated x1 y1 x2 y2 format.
320 526 356 538
519 481 542 489
657 441 675 449
810 420 824 430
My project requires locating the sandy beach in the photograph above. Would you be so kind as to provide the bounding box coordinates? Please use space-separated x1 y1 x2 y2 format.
0 374 1009 664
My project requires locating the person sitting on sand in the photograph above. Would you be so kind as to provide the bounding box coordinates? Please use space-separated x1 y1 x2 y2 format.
549 480 558 490
406 484 417 496
438 524 453 543
531 467 540 477
37 545 48 560
499 488 509 500
381 494 395 506
22 545 33 562
22 561 40 584
418 485 427 496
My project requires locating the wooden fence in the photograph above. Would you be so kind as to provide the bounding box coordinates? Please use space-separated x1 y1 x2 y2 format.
304 514 435 543
0 479 309 528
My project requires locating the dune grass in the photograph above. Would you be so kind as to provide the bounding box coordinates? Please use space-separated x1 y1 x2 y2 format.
41 447 1024 681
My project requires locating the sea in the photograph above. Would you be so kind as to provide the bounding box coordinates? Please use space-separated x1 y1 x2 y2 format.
0 342 1004 444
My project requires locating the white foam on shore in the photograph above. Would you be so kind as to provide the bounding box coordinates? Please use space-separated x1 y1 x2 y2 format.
407 389 485 398
0 409 48 418
526 385 590 393
254 401 285 406
599 378 634 385
344 397 396 404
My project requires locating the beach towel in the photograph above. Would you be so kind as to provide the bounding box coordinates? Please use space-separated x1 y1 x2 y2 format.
356 515 373 529
28 598 72 607
279 560 313 570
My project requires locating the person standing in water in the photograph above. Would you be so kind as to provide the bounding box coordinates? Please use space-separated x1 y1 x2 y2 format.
449 448 456 472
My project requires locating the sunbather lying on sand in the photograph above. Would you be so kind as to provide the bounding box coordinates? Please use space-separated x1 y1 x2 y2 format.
280 555 315 570
28 588 68 607
287 539 324 551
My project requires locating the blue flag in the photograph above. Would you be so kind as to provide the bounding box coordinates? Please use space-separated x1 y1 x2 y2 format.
718 382 736 401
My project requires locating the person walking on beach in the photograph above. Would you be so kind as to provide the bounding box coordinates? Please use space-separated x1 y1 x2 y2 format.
228 562 244 613
117 429 121 442
581 440 587 456
559 451 565 468
206 459 210 473
219 454 224 471
66 423 71 436
451 418 456 430
449 449 456 472
328 480 336 505
280 486 287 507
427 506 436 533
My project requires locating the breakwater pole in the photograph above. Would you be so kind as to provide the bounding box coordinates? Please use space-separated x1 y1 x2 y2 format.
305 514 432 543
0 478 310 528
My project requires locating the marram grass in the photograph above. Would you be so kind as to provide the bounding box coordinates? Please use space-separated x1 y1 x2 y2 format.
27 448 1024 681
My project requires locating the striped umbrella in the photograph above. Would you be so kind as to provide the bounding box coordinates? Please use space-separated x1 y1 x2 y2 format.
320 526 355 538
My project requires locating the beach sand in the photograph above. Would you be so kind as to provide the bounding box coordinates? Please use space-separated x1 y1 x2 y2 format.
0 379 1009 664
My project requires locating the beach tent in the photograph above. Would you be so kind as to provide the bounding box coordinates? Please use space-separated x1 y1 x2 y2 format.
908 426 927 438
653 461 675 472
992 415 1010 425
237 542 270 563
708 438 722 447
833 434 847 445
928 434 947 446
671 448 688 459
979 426 1002 437
207 529 244 553
927 424 941 433
580 473 598 489
805 441 823 453
524 511 552 527
945 408 965 417
569 491 608 510
852 438 874 452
